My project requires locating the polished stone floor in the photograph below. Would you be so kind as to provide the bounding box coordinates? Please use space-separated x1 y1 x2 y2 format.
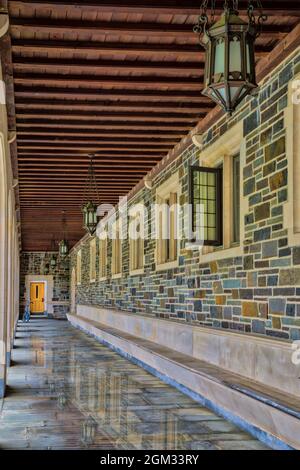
0 318 268 450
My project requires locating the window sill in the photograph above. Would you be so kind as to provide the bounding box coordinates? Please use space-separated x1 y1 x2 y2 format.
129 268 144 276
77 283 81 286
99 276 107 282
112 273 122 279
90 279 96 284
156 259 178 272
199 244 243 263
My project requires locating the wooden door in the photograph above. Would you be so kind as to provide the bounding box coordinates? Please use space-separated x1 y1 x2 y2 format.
30 283 45 314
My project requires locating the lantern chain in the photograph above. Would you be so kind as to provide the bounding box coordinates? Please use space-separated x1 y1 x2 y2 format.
247 0 268 37
193 0 216 44
61 210 67 239
82 154 100 207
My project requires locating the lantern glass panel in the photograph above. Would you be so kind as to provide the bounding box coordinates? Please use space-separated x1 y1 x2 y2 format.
229 36 242 74
219 87 227 102
214 38 225 77
230 86 241 101
246 41 251 75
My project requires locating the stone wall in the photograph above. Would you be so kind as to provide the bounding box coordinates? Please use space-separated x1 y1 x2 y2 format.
71 47 300 341
20 252 70 319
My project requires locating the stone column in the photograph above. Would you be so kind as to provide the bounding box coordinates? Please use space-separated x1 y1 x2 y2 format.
0 8 9 397
6 193 14 366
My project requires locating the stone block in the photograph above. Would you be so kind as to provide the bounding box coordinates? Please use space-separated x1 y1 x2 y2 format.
243 255 254 271
213 281 223 294
263 161 276 177
269 169 287 192
252 319 266 334
254 227 271 242
247 271 257 287
279 63 293 87
254 202 270 222
259 303 269 319
215 295 226 305
265 136 285 162
194 300 202 312
243 110 260 136
272 317 282 330
210 305 223 319
278 188 288 203
242 301 259 317
210 261 218 274
243 177 256 196
293 247 300 265
262 240 278 259
279 268 300 286
261 103 277 124
269 298 286 316
239 289 253 300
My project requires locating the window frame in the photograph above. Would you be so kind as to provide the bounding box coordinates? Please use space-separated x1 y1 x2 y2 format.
76 249 82 286
99 233 107 281
155 172 181 271
111 219 122 279
89 237 96 283
192 121 245 262
232 153 241 245
129 209 144 276
285 72 300 246
189 165 223 247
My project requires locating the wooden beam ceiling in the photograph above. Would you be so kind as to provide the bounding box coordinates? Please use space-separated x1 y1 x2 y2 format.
6 0 300 251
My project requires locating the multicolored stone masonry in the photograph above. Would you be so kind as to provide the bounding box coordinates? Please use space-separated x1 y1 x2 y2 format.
20 252 70 319
71 48 300 341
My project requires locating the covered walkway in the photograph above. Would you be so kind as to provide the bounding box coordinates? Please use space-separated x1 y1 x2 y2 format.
0 318 267 450
1 0 300 453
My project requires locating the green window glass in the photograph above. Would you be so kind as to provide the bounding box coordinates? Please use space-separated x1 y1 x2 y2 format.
232 154 240 244
189 166 223 246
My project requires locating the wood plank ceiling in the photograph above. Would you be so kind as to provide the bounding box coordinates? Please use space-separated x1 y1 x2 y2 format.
6 0 300 251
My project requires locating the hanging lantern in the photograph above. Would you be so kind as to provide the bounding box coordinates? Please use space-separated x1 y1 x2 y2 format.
82 200 98 236
59 239 69 258
81 415 97 446
194 0 267 114
81 154 100 236
58 211 69 258
50 236 57 267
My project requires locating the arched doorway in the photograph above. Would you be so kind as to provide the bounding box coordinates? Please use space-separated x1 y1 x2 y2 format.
71 267 76 314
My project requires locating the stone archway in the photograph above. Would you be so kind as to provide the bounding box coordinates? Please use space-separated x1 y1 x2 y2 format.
71 267 76 314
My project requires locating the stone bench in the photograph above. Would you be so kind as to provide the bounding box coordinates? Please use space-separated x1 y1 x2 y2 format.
68 310 300 450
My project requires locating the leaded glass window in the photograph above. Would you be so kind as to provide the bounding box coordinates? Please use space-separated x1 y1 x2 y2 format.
189 166 223 246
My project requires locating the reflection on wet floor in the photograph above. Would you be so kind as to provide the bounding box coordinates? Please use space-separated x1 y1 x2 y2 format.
0 319 269 450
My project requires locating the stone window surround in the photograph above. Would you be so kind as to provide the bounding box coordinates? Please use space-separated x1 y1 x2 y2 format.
89 237 96 283
284 71 300 246
111 218 122 279
76 249 82 286
129 204 145 276
155 171 181 272
98 231 107 282
193 121 246 263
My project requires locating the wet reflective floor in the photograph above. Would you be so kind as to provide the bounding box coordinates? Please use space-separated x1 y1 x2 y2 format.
0 319 268 450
